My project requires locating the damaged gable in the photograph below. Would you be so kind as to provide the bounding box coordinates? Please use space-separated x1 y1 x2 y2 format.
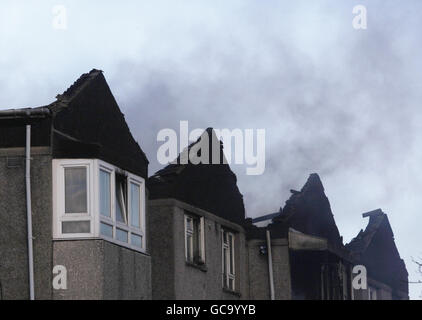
0 69 149 178
50 69 149 178
148 128 246 224
347 209 408 297
272 173 343 246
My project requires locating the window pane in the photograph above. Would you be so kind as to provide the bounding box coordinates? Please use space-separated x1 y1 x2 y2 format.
130 183 140 228
115 174 127 224
229 234 234 274
186 217 193 231
100 222 113 238
65 167 87 213
186 234 193 262
223 247 228 275
100 170 111 217
62 221 90 233
229 278 234 291
131 234 142 248
116 228 128 243
223 231 228 244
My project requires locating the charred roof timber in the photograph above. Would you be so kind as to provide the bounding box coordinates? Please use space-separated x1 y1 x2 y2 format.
362 208 383 218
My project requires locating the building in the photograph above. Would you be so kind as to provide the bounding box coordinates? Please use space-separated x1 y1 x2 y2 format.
0 69 409 300
347 209 409 300
0 69 151 299
148 130 409 300
246 174 409 300
148 129 249 299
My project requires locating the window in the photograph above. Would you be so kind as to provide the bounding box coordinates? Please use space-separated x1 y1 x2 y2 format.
222 230 235 291
115 173 128 224
98 165 145 250
53 160 92 237
184 214 205 265
99 169 111 217
130 183 141 228
64 167 87 213
368 286 378 300
53 159 146 252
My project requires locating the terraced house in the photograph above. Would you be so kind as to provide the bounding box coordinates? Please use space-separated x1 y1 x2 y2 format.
0 70 409 300
0 70 151 299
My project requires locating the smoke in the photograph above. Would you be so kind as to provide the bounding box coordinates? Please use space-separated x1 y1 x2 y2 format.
1 0 421 298
110 1 421 216
106 1 422 299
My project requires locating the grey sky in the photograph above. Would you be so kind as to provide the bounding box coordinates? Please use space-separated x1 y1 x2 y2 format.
1 0 421 299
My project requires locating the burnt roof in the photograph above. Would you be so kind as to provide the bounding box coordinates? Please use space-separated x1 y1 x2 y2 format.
346 209 408 293
0 69 148 178
148 128 246 224
247 175 408 296
346 209 385 253
268 173 343 246
56 69 103 102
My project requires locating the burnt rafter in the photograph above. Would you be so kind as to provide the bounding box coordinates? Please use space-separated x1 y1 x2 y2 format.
275 173 343 246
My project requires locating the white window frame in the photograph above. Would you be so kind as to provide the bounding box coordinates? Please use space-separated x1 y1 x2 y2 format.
222 229 235 291
53 159 95 238
53 159 146 253
184 213 205 264
368 286 378 300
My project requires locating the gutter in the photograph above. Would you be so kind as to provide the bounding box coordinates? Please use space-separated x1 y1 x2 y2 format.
0 108 50 120
0 107 51 300
266 229 275 300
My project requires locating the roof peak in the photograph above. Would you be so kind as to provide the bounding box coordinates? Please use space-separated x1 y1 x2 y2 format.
175 128 226 165
301 173 324 193
55 69 103 103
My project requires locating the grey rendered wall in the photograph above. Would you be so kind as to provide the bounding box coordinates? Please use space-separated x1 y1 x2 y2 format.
247 238 291 300
149 199 248 300
0 147 53 300
0 146 151 300
53 239 152 299
148 203 176 299
352 277 393 300
271 239 292 300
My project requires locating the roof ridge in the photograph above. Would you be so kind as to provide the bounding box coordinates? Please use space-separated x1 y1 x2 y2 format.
56 69 103 103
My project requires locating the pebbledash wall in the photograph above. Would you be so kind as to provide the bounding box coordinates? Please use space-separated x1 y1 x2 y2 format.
148 199 293 300
247 238 291 300
0 147 152 300
0 147 53 299
148 199 251 300
53 240 151 299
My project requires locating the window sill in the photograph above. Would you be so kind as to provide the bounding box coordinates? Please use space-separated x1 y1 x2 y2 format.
185 261 208 272
223 287 241 297
52 236 148 255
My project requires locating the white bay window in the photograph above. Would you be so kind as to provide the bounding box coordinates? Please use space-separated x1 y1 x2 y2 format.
53 159 146 252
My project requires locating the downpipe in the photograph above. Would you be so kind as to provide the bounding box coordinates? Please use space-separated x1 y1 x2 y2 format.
266 229 275 300
26 125 34 300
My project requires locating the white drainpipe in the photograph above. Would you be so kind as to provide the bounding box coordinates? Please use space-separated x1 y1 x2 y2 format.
26 125 35 300
0 108 50 300
266 230 275 300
